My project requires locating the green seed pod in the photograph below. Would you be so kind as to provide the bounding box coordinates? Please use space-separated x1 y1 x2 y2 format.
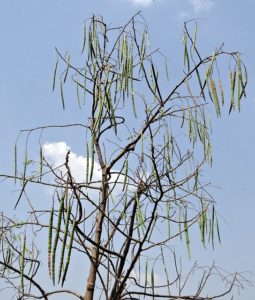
63 53 70 83
211 205 215 249
48 204 54 278
122 159 128 191
183 32 190 71
61 219 76 286
20 236 26 294
166 201 171 238
210 79 220 117
51 191 65 285
237 56 243 112
195 68 205 100
218 78 224 105
52 58 58 92
60 78 65 110
151 268 155 296
136 194 145 234
229 70 236 113
81 21 87 54
22 151 28 186
58 205 71 284
144 260 148 294
88 30 92 60
184 208 191 258
216 215 221 243
178 210 182 241
90 135 95 182
75 79 81 109
106 90 117 134
192 23 198 54
131 86 137 118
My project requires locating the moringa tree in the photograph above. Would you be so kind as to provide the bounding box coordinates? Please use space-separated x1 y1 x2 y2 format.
0 13 249 300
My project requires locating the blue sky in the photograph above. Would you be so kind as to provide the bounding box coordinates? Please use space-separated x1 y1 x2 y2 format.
0 1 255 299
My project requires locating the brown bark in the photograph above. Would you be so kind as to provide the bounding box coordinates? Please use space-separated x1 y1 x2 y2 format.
83 169 108 300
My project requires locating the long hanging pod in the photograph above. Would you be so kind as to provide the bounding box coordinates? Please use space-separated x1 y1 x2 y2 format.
52 57 58 92
166 200 171 238
106 88 117 134
90 134 95 182
81 20 87 54
58 204 72 284
48 204 54 278
183 31 190 72
237 55 245 112
61 219 76 286
20 236 26 295
218 78 225 105
60 78 65 110
229 70 236 113
151 267 155 299
210 78 221 117
22 151 28 186
192 23 198 54
51 191 65 285
63 53 70 83
184 207 191 258
75 79 81 109
122 159 128 191
195 68 206 100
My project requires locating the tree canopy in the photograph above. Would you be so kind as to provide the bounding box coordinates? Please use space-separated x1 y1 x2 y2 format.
0 13 248 300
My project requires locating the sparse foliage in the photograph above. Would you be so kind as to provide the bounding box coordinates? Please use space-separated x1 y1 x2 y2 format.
0 13 249 300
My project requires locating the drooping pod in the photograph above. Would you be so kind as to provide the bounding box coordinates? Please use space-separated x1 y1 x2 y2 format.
52 58 58 92
51 191 65 285
61 219 76 286
90 134 95 182
48 204 54 278
58 204 72 284
20 236 26 295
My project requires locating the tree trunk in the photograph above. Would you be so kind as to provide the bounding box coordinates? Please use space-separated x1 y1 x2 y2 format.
83 170 108 300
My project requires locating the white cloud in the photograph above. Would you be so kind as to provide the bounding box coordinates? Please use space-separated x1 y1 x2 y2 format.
188 0 214 13
43 142 101 183
126 0 155 7
42 142 126 193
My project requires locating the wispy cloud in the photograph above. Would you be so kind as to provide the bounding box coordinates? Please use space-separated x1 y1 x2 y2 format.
126 0 155 7
188 0 214 13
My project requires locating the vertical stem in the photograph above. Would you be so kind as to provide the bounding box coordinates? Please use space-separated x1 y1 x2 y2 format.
84 168 108 300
